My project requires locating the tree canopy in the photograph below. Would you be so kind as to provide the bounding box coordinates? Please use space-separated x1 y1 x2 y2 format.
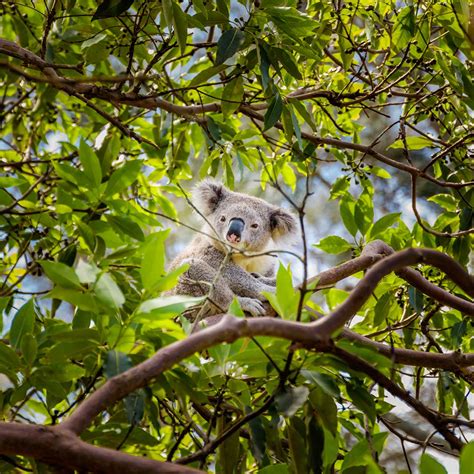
0 0 473 472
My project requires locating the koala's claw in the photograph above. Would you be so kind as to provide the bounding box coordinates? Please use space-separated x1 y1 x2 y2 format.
238 297 266 317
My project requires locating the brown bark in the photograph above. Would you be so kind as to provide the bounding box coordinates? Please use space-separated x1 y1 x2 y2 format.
0 423 202 473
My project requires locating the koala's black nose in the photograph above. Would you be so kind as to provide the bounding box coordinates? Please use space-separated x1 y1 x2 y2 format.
226 218 244 243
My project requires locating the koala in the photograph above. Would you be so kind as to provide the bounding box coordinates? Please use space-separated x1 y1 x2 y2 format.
167 180 298 317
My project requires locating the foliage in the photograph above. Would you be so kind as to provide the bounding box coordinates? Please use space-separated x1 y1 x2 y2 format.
0 0 473 472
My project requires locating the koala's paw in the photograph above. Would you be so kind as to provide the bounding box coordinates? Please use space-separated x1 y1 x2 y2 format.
238 297 266 317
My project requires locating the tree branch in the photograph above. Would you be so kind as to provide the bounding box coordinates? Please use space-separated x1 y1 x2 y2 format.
0 422 202 473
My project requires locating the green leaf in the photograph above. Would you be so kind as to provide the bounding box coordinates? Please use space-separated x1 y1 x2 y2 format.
301 370 340 399
77 221 96 251
408 285 424 313
389 136 434 150
272 47 302 80
21 333 37 366
419 453 447 474
81 33 108 50
275 386 310 417
460 441 474 474
107 215 144 242
391 6 415 51
0 342 21 369
48 288 98 312
136 295 204 320
92 0 134 20
161 0 173 27
48 340 98 361
354 189 373 236
94 273 125 310
190 64 227 87
215 28 245 65
140 230 169 291
217 416 242 474
264 7 316 39
75 260 100 285
341 438 380 472
287 418 307 474
79 140 102 187
9 300 35 349
40 261 82 289
124 389 146 425
322 428 338 468
104 160 142 197
451 319 467 347
427 194 458 212
371 166 391 179
54 163 89 187
221 76 244 117
307 416 324 474
339 195 358 236
329 177 350 200
315 235 352 254
248 413 267 464
264 93 283 131
263 264 299 319
0 176 27 187
281 162 297 191
346 382 376 423
373 293 392 327
369 213 400 238
257 465 289 474
172 2 188 54
104 350 132 378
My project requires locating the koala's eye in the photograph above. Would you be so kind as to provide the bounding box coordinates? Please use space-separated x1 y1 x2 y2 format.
251 223 259 229
220 216 226 222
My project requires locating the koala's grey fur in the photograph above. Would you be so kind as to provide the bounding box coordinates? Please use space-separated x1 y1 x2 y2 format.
167 180 298 317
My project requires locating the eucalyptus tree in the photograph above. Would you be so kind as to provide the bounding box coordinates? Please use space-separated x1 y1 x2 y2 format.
0 0 473 472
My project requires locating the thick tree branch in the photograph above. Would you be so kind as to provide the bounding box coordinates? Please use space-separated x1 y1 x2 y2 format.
0 422 202 473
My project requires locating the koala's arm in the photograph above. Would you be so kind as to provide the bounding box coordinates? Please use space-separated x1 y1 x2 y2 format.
250 273 277 286
221 263 276 300
174 258 267 317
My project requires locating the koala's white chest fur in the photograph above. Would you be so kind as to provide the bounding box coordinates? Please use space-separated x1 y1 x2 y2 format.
231 252 275 275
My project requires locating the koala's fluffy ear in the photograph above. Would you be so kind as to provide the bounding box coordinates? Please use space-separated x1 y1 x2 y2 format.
194 180 229 215
270 208 298 243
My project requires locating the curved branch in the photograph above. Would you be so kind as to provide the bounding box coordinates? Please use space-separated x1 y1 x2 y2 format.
60 248 473 437
0 423 202 473
306 240 388 289
311 248 473 337
311 240 474 315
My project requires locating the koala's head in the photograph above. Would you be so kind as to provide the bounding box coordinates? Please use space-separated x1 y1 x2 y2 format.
194 180 297 251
